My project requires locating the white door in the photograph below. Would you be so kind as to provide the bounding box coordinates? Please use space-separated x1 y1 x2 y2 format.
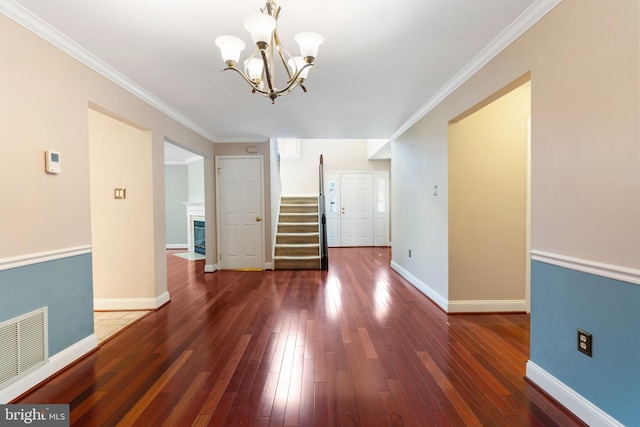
325 173 340 247
217 157 264 270
341 173 374 247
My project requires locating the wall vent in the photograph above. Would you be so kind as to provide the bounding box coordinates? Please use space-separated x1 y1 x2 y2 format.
0 307 48 390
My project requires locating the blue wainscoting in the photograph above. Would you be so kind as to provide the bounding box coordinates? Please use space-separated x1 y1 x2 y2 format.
531 260 640 426
0 254 94 356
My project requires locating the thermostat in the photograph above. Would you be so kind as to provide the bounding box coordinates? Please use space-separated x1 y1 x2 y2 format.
45 150 61 174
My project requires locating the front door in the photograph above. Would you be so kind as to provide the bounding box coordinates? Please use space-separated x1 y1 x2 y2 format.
340 173 374 247
217 157 264 270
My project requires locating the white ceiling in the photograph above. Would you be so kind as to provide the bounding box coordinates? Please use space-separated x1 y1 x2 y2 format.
8 0 544 143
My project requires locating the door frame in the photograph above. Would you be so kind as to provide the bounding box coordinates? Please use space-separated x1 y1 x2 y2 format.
215 155 266 270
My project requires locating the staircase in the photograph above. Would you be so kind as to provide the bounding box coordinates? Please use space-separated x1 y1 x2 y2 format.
274 196 321 270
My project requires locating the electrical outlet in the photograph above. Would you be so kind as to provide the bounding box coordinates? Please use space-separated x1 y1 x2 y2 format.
577 329 592 357
408 249 412 258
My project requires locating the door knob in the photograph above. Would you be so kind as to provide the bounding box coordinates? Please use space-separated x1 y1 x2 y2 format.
256 216 262 222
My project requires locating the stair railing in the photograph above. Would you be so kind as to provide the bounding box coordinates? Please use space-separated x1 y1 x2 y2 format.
319 155 329 271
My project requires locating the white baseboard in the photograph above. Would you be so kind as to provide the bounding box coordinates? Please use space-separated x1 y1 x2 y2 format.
204 264 217 273
94 291 170 310
156 291 170 308
390 261 448 311
448 299 527 313
0 334 98 403
166 243 188 250
264 262 273 270
526 361 623 427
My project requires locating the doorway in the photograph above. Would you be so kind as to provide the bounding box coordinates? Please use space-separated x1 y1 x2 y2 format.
164 140 205 256
325 171 389 247
447 77 531 312
216 156 265 270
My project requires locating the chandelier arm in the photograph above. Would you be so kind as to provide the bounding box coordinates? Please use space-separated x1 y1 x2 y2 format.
260 49 276 95
222 66 270 95
273 30 295 82
278 63 315 94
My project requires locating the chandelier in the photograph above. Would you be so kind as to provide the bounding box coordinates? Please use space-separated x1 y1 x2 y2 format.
215 0 324 104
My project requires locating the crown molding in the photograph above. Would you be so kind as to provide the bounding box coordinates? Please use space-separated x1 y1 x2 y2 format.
390 0 563 142
0 0 217 143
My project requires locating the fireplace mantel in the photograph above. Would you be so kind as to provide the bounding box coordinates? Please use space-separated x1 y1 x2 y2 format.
183 203 204 252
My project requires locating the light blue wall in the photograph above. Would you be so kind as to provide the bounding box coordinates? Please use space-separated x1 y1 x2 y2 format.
531 261 640 426
165 164 188 246
0 254 94 356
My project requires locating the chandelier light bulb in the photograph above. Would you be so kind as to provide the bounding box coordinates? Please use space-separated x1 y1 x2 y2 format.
294 32 324 62
244 13 276 46
287 56 310 80
215 35 246 66
245 58 265 83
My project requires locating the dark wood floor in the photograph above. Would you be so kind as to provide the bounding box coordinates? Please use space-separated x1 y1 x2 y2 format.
15 247 584 426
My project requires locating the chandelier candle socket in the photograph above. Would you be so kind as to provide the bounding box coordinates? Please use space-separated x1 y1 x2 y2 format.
215 0 324 103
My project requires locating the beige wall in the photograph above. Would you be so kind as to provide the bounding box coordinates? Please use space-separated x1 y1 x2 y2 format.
392 1 640 306
448 85 530 301
0 14 216 298
89 109 156 300
280 139 390 194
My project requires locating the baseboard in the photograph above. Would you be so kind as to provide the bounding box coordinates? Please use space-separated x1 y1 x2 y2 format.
94 292 171 310
448 299 527 313
1 334 98 403
166 243 188 250
156 291 170 308
264 262 273 270
204 264 217 273
390 261 448 311
526 361 623 427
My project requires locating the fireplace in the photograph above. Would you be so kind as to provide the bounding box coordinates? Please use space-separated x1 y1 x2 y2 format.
183 202 205 254
193 220 205 254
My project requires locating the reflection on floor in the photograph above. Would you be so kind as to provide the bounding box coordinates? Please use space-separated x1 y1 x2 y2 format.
94 311 151 344
173 251 206 261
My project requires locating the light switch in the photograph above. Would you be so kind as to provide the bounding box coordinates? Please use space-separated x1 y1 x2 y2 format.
114 188 126 199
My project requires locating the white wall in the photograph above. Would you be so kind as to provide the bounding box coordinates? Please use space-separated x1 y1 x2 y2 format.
280 139 390 194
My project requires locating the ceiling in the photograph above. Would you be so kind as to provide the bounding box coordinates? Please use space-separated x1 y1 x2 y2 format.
8 0 541 143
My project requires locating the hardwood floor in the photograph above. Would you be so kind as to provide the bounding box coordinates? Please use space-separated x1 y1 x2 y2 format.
15 247 584 426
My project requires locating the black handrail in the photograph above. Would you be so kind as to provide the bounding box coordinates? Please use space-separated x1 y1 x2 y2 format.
319 155 329 271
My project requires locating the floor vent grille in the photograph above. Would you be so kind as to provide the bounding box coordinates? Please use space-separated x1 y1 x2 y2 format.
0 307 48 389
